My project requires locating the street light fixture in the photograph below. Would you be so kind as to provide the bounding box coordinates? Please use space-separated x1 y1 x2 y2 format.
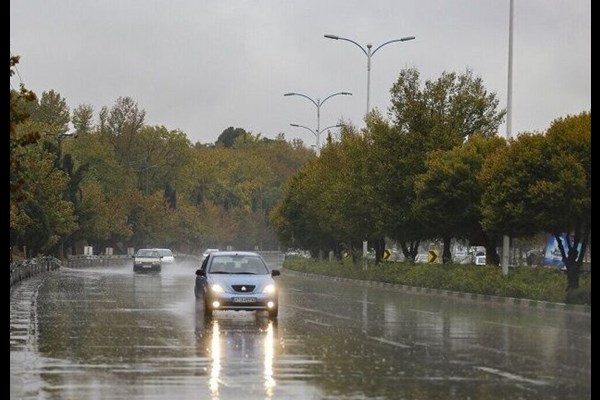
284 91 351 155
324 34 415 117
289 123 344 154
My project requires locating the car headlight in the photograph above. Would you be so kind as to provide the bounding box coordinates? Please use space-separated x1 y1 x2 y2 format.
263 284 276 294
210 284 224 293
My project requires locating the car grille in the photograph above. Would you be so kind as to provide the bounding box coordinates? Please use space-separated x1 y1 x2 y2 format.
232 285 256 293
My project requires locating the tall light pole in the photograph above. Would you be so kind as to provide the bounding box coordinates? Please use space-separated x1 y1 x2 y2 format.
289 123 344 154
284 91 351 154
324 34 415 117
502 0 514 276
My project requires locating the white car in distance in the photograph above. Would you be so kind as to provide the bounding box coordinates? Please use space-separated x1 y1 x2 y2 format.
154 248 175 264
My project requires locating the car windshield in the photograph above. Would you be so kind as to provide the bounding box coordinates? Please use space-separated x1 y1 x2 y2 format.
208 255 268 275
137 249 159 257
156 249 172 257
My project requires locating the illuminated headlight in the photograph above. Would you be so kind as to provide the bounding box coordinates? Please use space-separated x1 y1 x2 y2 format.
210 284 224 293
263 284 276 294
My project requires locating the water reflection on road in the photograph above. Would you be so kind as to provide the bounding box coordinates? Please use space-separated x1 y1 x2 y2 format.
10 262 590 399
194 313 279 399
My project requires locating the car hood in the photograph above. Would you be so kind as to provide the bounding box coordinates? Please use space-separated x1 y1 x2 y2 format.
207 274 275 291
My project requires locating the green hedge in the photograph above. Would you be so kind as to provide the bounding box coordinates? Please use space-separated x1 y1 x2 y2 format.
283 257 591 305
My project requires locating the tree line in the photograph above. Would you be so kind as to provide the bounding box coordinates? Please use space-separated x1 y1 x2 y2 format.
10 55 590 290
10 55 314 259
269 68 590 291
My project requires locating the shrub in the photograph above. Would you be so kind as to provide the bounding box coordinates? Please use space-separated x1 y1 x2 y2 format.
283 258 591 305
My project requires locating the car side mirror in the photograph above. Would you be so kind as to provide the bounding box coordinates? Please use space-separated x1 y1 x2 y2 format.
195 269 205 276
271 269 280 277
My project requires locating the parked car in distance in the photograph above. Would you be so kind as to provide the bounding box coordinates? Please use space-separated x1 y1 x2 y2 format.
154 248 175 264
195 251 280 318
133 248 163 272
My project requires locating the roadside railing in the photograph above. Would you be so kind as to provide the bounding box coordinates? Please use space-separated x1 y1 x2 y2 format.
65 254 131 268
10 256 62 289
10 251 285 289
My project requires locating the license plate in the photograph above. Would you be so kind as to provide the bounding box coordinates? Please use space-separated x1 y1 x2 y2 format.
233 297 256 303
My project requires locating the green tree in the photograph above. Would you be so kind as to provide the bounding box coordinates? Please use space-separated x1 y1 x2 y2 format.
413 135 506 264
372 67 505 260
10 139 77 255
98 96 146 165
124 125 192 196
65 108 140 252
317 124 382 263
72 104 95 136
270 169 322 254
10 72 82 256
216 126 247 148
30 89 71 136
480 111 590 291
10 55 39 210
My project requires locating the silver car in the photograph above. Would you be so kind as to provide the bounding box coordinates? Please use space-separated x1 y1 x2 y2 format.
195 251 280 318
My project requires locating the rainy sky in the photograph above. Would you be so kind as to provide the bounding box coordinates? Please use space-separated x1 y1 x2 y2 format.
10 0 590 146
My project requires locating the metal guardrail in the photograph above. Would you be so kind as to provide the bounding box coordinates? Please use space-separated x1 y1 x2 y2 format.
10 251 286 289
10 256 62 289
65 254 131 268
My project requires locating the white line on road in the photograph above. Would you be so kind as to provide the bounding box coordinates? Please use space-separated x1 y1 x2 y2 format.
303 319 333 327
476 366 549 386
367 336 411 349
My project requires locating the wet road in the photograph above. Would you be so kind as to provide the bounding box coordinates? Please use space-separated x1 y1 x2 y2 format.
10 260 590 399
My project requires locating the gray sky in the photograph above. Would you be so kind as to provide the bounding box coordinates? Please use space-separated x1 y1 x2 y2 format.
10 0 590 146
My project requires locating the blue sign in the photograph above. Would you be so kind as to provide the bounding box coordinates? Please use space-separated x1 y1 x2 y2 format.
543 233 581 269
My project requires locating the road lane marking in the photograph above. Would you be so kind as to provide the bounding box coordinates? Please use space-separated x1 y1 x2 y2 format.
476 366 549 386
286 305 355 321
303 319 332 327
367 336 411 349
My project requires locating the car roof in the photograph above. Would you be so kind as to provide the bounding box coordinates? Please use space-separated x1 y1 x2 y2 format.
136 249 160 255
210 250 260 256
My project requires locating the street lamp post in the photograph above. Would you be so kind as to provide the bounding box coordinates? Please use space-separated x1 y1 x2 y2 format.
324 34 415 117
289 123 344 154
501 0 515 275
284 91 351 154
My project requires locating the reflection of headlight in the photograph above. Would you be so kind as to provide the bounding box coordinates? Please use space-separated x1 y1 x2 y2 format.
263 284 276 294
210 284 224 293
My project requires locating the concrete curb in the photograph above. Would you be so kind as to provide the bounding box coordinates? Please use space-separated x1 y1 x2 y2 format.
283 269 591 315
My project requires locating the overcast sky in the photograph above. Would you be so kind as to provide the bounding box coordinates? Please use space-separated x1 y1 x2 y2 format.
10 0 590 146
